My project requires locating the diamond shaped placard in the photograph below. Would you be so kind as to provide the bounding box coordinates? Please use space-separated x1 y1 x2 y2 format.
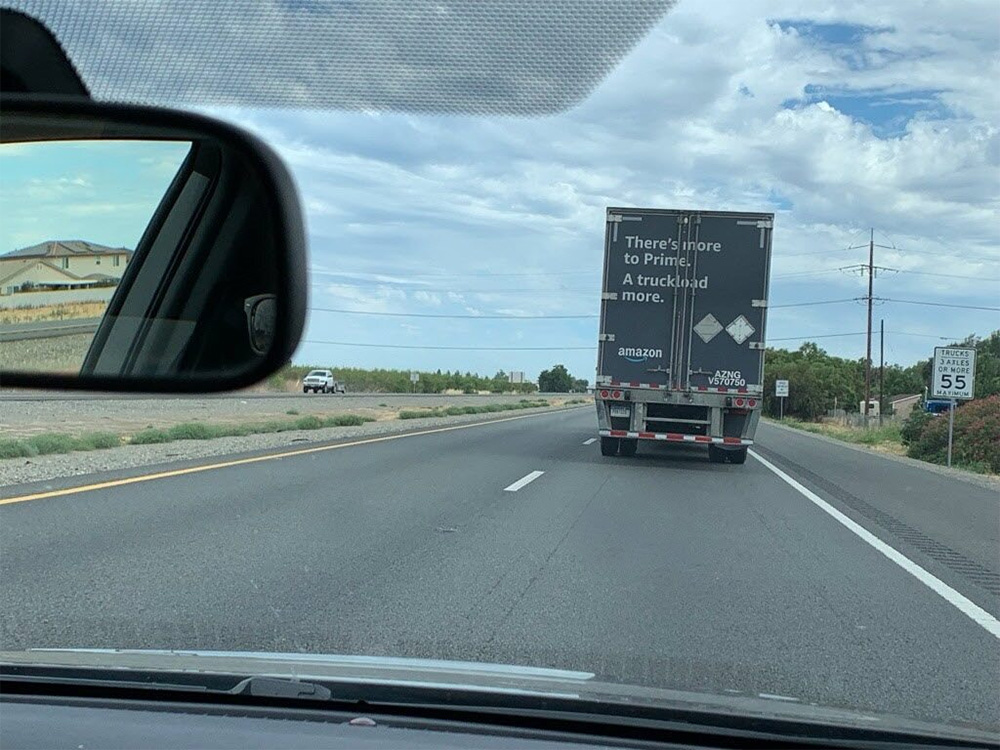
726 315 755 345
694 314 723 344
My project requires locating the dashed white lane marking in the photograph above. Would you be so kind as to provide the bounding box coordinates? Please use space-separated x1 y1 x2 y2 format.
503 470 545 492
583 438 597 445
750 449 1000 640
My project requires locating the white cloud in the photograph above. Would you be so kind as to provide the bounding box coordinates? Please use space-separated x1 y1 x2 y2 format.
206 0 997 375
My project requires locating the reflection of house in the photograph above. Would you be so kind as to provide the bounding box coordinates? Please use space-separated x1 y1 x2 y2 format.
0 240 133 296
889 393 922 418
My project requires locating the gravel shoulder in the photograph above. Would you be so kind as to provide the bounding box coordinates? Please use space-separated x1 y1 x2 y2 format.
0 404 591 489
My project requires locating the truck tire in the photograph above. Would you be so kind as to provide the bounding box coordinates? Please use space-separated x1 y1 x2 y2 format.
729 447 748 464
708 445 727 463
600 436 619 456
619 438 638 457
303 387 309 394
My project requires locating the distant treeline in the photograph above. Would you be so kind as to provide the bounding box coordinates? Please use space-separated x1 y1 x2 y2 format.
271 366 538 394
764 330 1000 420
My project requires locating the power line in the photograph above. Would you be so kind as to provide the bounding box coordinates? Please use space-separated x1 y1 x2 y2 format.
768 332 867 341
772 268 849 279
309 306 598 320
311 282 594 294
893 269 1000 282
878 298 1000 312
768 330 963 342
303 339 597 351
770 298 860 309
311 268 595 279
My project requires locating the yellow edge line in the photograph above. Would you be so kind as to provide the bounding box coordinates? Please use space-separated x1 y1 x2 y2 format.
0 407 587 506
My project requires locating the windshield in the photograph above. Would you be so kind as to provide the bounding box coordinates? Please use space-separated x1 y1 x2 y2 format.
1 0 998 736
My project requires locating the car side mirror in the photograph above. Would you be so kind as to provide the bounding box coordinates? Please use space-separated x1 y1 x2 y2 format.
0 96 307 391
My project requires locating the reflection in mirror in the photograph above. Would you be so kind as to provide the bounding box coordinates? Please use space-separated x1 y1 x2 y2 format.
0 140 190 374
245 294 277 356
0 100 304 391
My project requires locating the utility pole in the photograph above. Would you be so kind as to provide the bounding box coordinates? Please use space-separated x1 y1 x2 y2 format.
863 228 875 423
879 319 885 427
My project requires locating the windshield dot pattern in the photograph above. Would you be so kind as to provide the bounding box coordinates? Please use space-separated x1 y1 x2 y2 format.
7 0 675 115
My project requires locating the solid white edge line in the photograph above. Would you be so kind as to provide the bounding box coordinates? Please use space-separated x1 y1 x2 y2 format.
748 450 1000 639
583 438 597 445
504 470 545 493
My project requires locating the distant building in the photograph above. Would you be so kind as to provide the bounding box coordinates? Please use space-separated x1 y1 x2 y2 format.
0 240 133 296
508 371 525 384
889 393 922 418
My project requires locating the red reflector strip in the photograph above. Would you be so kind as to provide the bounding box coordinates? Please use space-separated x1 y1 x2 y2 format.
693 436 712 443
609 430 627 437
722 437 742 445
738 387 748 393
716 387 726 393
666 433 684 441
638 432 655 438
649 383 660 389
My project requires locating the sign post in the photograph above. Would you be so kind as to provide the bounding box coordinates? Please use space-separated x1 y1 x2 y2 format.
410 371 419 393
775 379 789 420
931 347 976 468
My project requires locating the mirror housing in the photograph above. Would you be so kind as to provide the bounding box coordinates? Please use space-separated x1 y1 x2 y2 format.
0 96 307 391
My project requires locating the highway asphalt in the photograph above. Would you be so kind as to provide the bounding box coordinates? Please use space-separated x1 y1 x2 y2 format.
1 408 997 730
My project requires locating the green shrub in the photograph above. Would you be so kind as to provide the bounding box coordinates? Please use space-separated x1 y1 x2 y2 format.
900 409 932 446
286 409 300 415
324 414 366 427
167 423 217 440
399 410 427 420
0 439 35 459
81 432 122 450
294 415 324 430
131 428 172 445
27 433 79 455
907 396 1000 472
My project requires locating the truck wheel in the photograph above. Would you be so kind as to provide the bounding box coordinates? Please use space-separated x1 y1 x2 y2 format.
323 385 330 394
619 439 638 457
708 445 727 463
729 447 748 465
600 436 619 456
303 387 309 394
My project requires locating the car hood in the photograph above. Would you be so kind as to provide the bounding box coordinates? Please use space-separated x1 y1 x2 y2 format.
0 648 991 741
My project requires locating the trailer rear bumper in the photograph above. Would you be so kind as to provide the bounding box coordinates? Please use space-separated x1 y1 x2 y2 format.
599 429 753 447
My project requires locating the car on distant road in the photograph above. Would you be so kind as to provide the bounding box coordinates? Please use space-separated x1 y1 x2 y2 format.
301 369 345 394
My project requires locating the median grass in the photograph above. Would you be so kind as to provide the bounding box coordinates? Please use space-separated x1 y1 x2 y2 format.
398 400 552 420
0 399 563 460
0 431 122 459
130 414 376 445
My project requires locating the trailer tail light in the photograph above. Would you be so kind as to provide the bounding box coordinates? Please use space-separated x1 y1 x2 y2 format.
600 389 609 398
612 390 622 399
748 399 757 408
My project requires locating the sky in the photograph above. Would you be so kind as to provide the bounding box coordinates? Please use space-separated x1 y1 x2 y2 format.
5 0 998 383
0 141 190 252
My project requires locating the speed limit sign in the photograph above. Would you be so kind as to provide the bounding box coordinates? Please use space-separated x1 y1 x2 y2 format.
932 347 975 400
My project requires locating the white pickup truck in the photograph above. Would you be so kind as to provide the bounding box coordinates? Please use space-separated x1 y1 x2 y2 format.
301 369 345 394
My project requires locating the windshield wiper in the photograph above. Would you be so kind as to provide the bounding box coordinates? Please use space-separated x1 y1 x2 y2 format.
227 676 332 701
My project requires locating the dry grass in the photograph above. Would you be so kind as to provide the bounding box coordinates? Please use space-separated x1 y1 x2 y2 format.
0 301 108 325
773 417 907 456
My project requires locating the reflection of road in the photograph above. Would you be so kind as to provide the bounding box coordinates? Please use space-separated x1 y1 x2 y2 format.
1 409 997 728
0 317 101 342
